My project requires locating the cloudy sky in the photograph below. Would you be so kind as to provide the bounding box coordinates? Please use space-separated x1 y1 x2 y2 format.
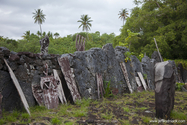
0 0 136 40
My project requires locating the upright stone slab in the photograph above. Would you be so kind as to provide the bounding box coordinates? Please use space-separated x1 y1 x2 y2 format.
68 48 108 99
102 44 127 94
115 46 137 92
58 56 81 102
142 56 155 90
151 51 163 63
155 61 175 119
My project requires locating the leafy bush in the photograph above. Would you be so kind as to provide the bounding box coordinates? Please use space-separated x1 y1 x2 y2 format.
174 59 187 70
103 81 113 98
51 117 61 125
124 51 134 62
176 83 185 91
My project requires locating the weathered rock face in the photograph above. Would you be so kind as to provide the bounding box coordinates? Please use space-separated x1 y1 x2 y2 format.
168 60 180 83
0 48 61 111
102 44 127 94
0 70 22 111
155 61 175 119
0 45 181 112
67 44 128 99
40 36 49 55
151 51 163 63
183 69 187 83
115 46 137 92
141 56 155 90
177 63 184 83
131 55 143 76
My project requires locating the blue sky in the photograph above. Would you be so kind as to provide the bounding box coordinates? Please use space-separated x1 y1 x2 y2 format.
0 0 136 40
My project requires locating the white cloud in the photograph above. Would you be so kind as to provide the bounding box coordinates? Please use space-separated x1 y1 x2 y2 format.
0 0 136 40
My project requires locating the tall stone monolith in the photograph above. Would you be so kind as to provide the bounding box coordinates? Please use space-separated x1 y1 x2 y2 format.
154 61 175 119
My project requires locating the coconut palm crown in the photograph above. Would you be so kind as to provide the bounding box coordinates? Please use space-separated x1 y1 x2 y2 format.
77 14 93 39
32 9 46 37
118 8 129 26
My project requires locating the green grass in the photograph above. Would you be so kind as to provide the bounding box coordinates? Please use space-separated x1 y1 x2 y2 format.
170 110 187 120
5 115 17 122
141 116 151 123
1 91 187 124
64 121 75 125
21 113 30 119
138 107 147 111
51 117 61 125
101 110 114 120
123 107 130 112
119 119 131 125
73 109 87 117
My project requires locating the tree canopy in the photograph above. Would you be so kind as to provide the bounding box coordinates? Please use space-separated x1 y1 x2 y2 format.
115 0 187 59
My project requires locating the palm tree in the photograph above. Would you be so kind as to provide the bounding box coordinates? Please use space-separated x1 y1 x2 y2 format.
22 30 30 42
32 9 46 37
118 8 129 26
36 31 41 37
54 32 59 39
77 14 93 40
47 31 53 38
42 31 46 37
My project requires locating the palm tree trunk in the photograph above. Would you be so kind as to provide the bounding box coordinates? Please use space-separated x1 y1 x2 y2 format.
87 30 89 41
39 24 42 38
123 18 124 26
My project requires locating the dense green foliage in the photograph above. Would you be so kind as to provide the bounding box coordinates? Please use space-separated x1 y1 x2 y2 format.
0 31 115 55
114 0 187 59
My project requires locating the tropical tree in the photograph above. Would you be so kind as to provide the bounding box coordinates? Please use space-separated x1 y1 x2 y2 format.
54 32 59 39
32 9 46 37
77 14 93 40
118 8 129 26
47 31 53 38
22 30 31 42
117 0 187 59
36 31 41 37
42 32 46 37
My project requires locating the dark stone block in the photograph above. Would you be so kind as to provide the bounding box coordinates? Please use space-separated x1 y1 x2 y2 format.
151 51 163 63
103 44 126 94
0 70 22 111
142 56 155 90
0 47 10 57
115 46 136 92
155 61 175 119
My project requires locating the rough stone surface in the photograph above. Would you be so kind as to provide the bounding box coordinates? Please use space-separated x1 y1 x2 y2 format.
168 60 180 83
131 55 143 76
151 51 163 63
0 49 61 111
183 69 187 83
102 44 127 94
40 35 49 55
155 61 175 119
142 56 155 90
0 44 181 112
177 63 184 83
0 70 22 111
0 47 10 57
69 48 107 99
115 46 137 92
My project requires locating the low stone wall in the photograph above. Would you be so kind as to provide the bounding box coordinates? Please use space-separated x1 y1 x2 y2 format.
0 44 180 112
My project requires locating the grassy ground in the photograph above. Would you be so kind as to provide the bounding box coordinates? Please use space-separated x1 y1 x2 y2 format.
0 91 187 125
